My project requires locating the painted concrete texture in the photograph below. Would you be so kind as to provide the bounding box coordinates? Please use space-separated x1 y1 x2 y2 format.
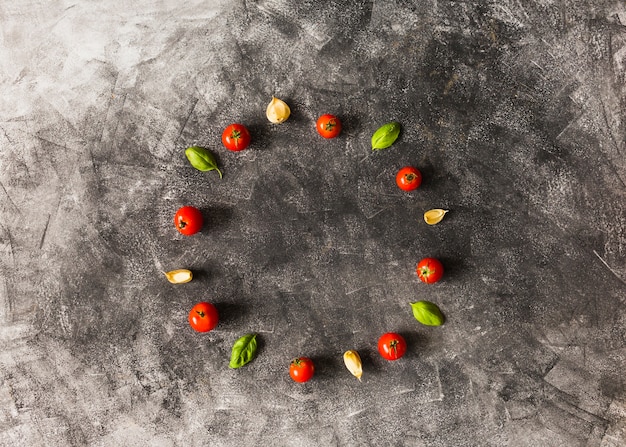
1 0 625 446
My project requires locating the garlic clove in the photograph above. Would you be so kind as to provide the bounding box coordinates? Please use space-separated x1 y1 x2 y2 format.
424 209 449 225
164 269 193 284
266 96 290 124
343 350 363 381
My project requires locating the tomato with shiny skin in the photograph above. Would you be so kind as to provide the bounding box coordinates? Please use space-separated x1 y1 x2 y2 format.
378 332 407 361
416 257 444 284
396 166 422 191
289 357 315 383
222 123 251 151
316 114 341 138
174 206 203 236
188 302 219 332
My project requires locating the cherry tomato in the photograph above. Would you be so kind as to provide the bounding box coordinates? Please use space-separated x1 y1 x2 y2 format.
416 257 444 284
188 302 219 332
289 357 315 383
378 332 407 361
316 114 341 139
222 123 251 151
174 206 203 236
396 166 422 191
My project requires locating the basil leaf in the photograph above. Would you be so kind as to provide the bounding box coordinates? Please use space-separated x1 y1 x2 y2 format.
229 333 258 369
410 301 445 326
371 122 401 150
185 146 223 178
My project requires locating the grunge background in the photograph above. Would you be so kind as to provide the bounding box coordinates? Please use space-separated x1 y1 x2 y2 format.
0 1 625 445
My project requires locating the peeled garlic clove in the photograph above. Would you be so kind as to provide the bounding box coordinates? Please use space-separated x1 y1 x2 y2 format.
343 350 363 381
424 209 449 225
266 96 290 124
164 269 193 284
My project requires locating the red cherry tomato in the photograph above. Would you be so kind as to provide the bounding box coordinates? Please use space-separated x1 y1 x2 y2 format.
316 114 341 138
222 123 251 151
416 257 444 284
188 302 219 333
378 332 407 361
174 206 203 236
289 357 315 383
396 166 422 191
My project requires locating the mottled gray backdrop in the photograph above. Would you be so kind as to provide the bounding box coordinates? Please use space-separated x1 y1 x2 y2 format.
1 1 625 446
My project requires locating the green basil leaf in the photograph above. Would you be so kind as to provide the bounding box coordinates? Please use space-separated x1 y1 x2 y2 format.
371 122 401 150
410 301 445 326
229 333 258 369
185 146 223 178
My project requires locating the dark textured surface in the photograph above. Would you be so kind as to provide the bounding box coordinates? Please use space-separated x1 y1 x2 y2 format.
1 1 626 446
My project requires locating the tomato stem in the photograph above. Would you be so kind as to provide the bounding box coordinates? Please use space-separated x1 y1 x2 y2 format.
390 340 398 357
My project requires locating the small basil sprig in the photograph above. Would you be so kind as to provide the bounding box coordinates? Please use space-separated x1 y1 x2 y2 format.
229 333 258 369
185 146 223 178
371 122 401 150
410 301 445 326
